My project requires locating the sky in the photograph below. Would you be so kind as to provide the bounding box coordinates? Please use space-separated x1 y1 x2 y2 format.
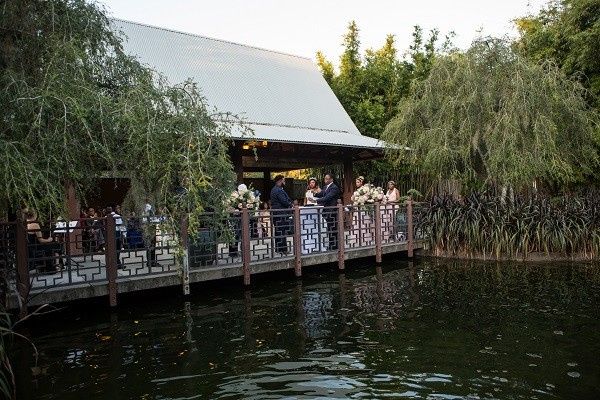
99 0 548 64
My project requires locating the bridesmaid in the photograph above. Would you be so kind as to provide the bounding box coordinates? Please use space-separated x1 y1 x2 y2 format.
352 176 372 245
355 176 365 190
383 181 401 241
386 181 400 203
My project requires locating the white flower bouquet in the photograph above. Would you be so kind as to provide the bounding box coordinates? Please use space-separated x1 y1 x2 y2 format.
351 184 385 206
227 184 261 210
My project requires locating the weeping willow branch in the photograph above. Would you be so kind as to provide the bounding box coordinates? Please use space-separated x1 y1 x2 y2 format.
1 0 248 229
383 37 600 192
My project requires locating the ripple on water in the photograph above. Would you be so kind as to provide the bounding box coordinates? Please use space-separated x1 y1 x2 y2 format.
13 260 600 400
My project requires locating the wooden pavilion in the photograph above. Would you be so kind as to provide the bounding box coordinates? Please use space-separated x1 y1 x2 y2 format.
113 19 385 204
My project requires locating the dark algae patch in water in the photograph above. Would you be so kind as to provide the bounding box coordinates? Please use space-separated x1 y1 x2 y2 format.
13 259 600 399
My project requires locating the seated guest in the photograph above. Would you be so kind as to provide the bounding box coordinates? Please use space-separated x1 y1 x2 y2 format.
304 178 321 206
126 212 144 249
86 207 105 252
106 206 124 269
115 205 127 245
24 208 63 272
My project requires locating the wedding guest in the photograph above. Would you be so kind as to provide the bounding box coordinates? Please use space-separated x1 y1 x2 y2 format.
355 176 365 190
126 211 144 249
115 204 127 245
258 202 272 238
85 207 105 252
107 206 123 269
24 208 63 272
314 173 341 250
304 178 321 206
270 175 293 254
383 181 401 241
386 181 401 203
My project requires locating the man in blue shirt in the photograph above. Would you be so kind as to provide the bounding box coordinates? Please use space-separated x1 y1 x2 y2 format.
270 175 293 255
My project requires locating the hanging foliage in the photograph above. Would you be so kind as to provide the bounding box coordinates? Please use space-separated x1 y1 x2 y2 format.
383 38 599 191
0 0 247 228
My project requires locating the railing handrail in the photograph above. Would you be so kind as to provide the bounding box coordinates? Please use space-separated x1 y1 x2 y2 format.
2 201 416 313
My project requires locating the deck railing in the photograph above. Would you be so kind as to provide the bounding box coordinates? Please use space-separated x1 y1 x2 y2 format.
0 201 418 314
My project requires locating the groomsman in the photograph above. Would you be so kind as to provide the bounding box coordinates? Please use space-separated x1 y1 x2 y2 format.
314 173 341 250
270 175 293 254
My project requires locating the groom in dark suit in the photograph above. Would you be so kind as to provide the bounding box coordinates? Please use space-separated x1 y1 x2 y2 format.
314 173 341 250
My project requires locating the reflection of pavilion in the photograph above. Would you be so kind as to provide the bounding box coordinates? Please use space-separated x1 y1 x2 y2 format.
301 290 335 339
111 19 386 206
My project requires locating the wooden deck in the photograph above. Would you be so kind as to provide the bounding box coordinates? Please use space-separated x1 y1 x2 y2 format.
8 240 421 308
3 202 423 312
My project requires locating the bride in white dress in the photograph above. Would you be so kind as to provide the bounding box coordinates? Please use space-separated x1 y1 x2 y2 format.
304 178 320 205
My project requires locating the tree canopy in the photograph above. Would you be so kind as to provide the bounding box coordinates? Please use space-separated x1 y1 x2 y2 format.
382 38 599 191
316 22 450 182
515 0 600 109
0 0 242 226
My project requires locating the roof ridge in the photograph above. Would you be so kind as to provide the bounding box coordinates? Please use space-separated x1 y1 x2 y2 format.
243 121 354 135
111 18 312 61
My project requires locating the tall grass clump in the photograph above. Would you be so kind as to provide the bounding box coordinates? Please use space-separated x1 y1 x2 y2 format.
419 192 600 260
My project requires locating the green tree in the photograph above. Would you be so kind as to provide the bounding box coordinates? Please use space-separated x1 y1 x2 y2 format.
515 0 600 108
383 38 599 191
316 22 446 184
0 0 241 228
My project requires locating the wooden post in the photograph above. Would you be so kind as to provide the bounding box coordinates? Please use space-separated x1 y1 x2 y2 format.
374 202 383 263
293 201 302 277
407 199 414 258
65 181 81 256
180 216 190 295
241 206 251 285
342 156 353 205
337 200 345 270
263 170 271 201
105 216 118 307
233 142 244 184
15 221 29 318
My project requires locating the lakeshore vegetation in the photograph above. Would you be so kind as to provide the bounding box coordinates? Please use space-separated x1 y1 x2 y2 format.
318 0 600 260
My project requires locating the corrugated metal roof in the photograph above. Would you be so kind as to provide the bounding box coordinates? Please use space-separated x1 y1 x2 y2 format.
112 19 384 150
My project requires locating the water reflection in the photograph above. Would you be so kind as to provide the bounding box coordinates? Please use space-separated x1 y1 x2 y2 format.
14 259 600 399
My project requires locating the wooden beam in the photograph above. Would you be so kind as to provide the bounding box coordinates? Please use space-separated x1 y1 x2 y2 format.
232 143 244 183
242 156 342 169
342 156 353 205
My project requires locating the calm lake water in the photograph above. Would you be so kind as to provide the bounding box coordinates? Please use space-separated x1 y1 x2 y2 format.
13 258 600 399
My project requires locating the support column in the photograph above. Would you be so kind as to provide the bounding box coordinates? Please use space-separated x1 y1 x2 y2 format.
233 142 244 184
342 156 353 205
65 181 81 256
262 170 271 201
65 181 80 221
105 216 118 307
241 206 251 286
